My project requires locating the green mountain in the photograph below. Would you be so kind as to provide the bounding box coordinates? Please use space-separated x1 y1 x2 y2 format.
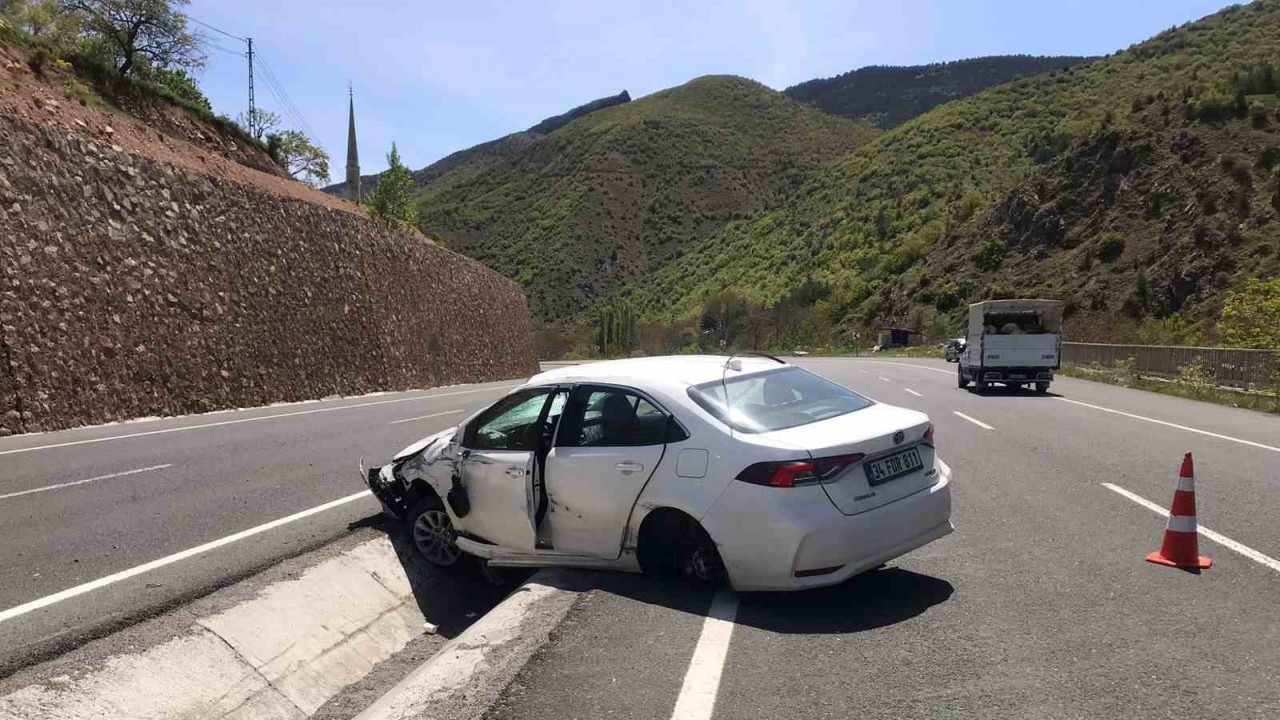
784 55 1095 128
621 1 1280 343
409 76 877 320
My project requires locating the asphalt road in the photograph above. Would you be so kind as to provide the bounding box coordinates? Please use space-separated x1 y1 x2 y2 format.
486 358 1280 720
0 378 523 674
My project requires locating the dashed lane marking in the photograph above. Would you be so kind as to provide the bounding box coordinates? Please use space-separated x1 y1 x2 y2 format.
388 409 467 426
953 412 994 430
904 388 923 397
0 464 172 501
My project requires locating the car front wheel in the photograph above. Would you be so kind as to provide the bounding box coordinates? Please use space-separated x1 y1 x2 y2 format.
406 496 465 569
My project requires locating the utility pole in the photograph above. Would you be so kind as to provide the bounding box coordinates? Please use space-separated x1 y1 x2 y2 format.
246 37 256 138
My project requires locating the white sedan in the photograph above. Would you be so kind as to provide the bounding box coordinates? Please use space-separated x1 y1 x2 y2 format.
363 355 952 591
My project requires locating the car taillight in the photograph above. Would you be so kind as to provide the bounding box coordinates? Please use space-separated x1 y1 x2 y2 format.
923 423 935 445
736 453 866 488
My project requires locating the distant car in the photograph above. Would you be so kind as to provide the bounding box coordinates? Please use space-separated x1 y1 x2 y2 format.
364 355 953 591
944 338 966 363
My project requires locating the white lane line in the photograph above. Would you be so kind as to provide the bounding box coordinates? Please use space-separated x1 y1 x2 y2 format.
856 360 954 376
1059 398 1279 454
1102 483 1280 574
0 385 520 457
670 589 739 720
953 411 994 430
904 388 923 397
878 376 892 382
388 409 466 426
0 464 171 501
0 490 373 625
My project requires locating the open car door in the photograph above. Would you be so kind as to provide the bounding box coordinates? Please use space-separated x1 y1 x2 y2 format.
456 387 566 551
543 385 678 558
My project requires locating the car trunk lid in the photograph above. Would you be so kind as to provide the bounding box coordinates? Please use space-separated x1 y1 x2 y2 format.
759 403 935 515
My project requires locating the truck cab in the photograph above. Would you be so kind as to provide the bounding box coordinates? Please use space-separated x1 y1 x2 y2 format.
957 299 1063 393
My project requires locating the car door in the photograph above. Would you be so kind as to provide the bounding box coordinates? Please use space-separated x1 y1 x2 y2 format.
457 387 566 551
543 385 674 558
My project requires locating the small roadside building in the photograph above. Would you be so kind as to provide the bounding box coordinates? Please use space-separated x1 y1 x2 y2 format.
877 327 921 348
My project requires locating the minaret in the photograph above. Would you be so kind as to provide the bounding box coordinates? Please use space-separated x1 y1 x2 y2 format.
345 84 361 204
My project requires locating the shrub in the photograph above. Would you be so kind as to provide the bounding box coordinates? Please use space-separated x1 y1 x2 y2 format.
973 238 1007 270
1097 233 1125 262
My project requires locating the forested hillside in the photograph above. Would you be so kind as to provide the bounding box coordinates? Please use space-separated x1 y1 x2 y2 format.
618 1 1280 347
409 76 877 320
784 55 1094 128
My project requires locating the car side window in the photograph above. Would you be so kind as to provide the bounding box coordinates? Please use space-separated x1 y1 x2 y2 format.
468 389 553 452
557 386 670 448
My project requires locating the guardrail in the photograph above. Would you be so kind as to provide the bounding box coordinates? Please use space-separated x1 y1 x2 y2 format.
1061 342 1280 390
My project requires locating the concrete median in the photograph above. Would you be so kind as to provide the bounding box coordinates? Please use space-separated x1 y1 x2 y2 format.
0 530 534 720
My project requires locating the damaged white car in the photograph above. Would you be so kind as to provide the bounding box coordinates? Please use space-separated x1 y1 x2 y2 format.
363 355 952 591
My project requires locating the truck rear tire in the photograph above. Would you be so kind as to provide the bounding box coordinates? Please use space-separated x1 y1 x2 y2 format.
957 366 968 388
1036 382 1050 393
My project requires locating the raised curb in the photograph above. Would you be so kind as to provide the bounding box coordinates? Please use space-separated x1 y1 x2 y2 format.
0 536 429 720
354 568 586 720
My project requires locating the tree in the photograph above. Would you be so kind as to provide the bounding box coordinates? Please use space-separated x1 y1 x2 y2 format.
139 64 208 110
267 130 329 186
235 107 280 142
66 0 203 77
366 142 418 229
1217 278 1280 349
2 0 82 50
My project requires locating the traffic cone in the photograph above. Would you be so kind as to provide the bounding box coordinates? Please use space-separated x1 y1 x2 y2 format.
1146 452 1212 570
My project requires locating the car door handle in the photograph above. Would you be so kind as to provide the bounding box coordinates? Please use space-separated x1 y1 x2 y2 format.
615 462 644 474
505 466 525 477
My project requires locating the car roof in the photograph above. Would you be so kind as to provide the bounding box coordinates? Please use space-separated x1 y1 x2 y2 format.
526 355 787 390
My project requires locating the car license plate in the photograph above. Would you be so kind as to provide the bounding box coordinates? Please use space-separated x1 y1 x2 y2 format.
864 446 924 486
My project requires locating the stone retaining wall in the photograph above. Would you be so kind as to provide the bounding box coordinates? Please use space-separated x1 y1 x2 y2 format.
0 114 537 435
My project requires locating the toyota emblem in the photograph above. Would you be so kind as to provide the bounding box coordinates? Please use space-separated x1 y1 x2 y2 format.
893 430 905 445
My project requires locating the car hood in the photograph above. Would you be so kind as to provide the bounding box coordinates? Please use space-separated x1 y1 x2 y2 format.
393 426 457 463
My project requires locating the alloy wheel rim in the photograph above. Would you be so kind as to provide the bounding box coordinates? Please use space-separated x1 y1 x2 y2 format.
413 510 461 566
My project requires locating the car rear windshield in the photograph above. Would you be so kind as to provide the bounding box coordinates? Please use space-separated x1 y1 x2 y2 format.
687 367 873 433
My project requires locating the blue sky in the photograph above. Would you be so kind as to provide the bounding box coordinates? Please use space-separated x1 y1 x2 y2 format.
185 0 1237 182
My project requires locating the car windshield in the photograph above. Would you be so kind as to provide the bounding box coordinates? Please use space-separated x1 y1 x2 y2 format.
687 366 873 433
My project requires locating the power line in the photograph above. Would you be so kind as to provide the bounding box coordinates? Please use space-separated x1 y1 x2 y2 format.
208 43 245 57
255 53 319 141
187 15 247 44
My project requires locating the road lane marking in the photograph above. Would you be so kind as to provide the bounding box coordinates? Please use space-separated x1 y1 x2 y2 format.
0 464 171 501
0 385 520 457
953 412 994 430
1102 483 1280 574
856 360 954 376
1059 398 1279 454
904 388 923 397
0 490 373 625
670 590 739 720
879 376 892 382
387 409 466 426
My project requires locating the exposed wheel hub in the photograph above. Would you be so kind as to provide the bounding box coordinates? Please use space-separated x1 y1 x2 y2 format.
412 509 461 566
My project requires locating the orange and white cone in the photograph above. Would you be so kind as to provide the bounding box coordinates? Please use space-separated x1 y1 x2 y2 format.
1146 452 1212 570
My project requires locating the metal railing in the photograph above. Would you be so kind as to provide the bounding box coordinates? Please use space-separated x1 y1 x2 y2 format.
1061 342 1280 390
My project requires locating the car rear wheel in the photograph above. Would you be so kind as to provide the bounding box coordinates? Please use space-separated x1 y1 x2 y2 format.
405 496 466 570
639 511 726 585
